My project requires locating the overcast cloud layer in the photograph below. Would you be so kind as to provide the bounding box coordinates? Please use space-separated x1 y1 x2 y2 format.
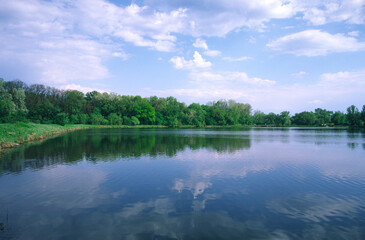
1 0 364 113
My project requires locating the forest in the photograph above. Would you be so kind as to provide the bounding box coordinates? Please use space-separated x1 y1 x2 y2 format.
1 78 364 127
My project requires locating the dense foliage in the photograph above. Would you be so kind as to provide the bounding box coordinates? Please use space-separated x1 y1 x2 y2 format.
1 78 364 127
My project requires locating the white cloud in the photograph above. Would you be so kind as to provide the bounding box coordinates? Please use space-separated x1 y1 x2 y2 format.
204 50 221 57
145 0 365 36
0 0 190 85
223 56 252 62
170 51 211 69
146 0 296 36
73 1 188 52
61 84 109 94
296 0 365 25
267 30 365 56
291 71 307 79
190 71 276 87
193 39 221 57
142 68 365 113
193 38 208 50
348 31 359 37
319 69 365 87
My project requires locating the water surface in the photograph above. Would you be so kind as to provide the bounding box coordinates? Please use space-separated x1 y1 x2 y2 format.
0 128 365 239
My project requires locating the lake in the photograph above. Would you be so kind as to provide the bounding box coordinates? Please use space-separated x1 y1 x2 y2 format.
0 128 365 239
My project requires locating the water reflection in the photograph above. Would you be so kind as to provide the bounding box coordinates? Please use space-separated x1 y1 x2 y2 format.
0 129 251 174
0 128 365 239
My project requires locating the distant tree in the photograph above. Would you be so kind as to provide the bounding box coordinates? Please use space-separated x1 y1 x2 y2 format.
90 113 108 125
123 116 132 125
206 106 226 125
253 111 266 125
166 116 179 127
54 113 69 126
292 111 317 125
161 96 186 126
186 103 206 127
361 105 365 126
225 100 251 125
347 105 361 127
108 113 123 125
149 96 167 125
264 113 278 126
135 99 155 125
278 111 291 126
3 79 28 91
331 111 347 126
131 116 140 126
63 90 85 115
314 108 333 126
79 114 89 124
70 114 80 124
0 78 15 122
90 108 108 125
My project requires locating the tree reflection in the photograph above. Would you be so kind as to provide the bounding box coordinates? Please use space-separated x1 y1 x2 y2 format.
0 129 251 173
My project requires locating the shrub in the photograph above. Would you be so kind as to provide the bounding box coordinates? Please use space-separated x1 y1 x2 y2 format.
108 113 123 125
79 114 89 124
123 116 132 125
131 116 140 125
90 113 108 125
55 113 69 126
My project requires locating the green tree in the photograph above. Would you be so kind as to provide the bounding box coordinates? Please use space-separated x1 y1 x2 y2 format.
108 113 123 125
131 116 140 125
149 96 167 125
314 108 333 126
347 105 361 127
278 111 291 126
186 103 206 127
264 113 278 126
123 116 132 125
361 105 365 125
79 114 89 124
0 78 15 122
164 96 186 126
63 90 85 115
331 111 347 126
292 111 317 125
54 113 69 126
225 100 251 125
253 111 266 125
135 100 155 125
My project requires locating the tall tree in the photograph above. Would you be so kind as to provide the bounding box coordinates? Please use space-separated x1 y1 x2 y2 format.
0 78 15 122
347 105 361 127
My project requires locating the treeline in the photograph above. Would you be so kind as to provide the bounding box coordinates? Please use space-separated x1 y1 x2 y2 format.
0 78 364 127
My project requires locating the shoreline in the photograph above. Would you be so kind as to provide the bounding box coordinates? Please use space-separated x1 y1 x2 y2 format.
0 123 351 154
0 123 169 153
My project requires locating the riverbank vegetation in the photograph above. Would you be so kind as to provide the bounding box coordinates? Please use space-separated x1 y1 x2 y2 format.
1 78 364 128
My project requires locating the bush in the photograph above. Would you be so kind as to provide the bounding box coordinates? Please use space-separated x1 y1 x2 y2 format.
123 116 132 125
79 114 89 124
54 113 69 126
131 116 140 126
70 114 79 124
108 113 123 125
90 113 108 125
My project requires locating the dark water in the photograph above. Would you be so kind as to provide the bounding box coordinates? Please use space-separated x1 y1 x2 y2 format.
0 128 365 240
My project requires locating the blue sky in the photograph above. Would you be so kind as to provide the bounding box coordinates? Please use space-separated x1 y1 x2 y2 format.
0 0 364 113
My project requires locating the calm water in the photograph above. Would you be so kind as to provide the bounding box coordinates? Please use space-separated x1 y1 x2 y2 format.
0 128 365 240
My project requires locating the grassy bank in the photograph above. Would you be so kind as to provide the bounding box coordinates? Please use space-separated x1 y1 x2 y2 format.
0 123 167 152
